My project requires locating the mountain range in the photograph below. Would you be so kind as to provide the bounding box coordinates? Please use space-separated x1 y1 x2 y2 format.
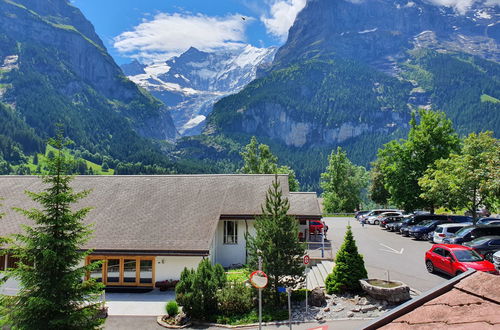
0 0 498 191
121 46 276 136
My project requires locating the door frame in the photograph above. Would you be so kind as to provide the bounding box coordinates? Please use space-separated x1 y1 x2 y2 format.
86 255 155 287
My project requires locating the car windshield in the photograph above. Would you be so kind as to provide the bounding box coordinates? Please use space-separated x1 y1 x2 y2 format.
419 220 436 226
455 227 473 237
453 249 483 262
469 237 491 245
310 221 321 226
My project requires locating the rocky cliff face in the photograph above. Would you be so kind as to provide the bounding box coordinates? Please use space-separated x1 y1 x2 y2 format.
123 45 276 136
275 0 499 69
0 0 177 141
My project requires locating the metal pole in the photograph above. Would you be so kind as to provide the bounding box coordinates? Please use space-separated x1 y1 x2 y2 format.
258 255 262 330
287 288 292 330
305 267 308 319
321 227 325 258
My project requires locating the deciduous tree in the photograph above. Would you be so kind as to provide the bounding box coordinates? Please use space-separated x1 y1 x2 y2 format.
378 110 459 212
419 132 500 223
320 147 368 213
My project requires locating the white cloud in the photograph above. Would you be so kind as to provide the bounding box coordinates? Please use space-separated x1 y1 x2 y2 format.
113 13 250 63
426 0 500 14
261 0 307 41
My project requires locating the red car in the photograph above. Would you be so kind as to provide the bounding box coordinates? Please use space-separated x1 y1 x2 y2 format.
309 220 328 235
425 244 498 276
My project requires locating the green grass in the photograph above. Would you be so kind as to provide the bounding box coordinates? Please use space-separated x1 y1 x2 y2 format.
480 94 500 104
226 268 250 282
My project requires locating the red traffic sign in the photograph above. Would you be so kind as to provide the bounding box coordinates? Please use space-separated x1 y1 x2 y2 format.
303 255 310 265
250 270 268 289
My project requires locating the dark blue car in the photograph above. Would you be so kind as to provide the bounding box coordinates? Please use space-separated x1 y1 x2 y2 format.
408 219 450 240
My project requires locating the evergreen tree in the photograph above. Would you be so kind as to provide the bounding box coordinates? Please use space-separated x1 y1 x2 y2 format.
240 136 300 191
320 147 368 213
246 175 305 305
0 131 105 329
325 226 367 294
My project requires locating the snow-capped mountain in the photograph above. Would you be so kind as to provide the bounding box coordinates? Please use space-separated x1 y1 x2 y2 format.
122 45 277 136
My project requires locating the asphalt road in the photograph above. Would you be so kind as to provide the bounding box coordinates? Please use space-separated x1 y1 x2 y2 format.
323 217 449 293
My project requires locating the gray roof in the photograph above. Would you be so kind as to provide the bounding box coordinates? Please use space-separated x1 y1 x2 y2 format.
0 175 320 253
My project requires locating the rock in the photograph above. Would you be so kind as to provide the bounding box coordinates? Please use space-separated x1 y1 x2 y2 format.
309 287 327 307
323 307 330 312
325 294 333 299
333 307 345 312
315 315 324 321
351 307 361 312
360 305 378 313
358 297 368 305
174 311 188 325
347 312 354 318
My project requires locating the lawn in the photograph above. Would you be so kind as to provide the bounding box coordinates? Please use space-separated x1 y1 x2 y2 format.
226 268 251 282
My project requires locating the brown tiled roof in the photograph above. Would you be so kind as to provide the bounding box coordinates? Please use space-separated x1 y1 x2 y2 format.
0 175 321 253
377 271 500 329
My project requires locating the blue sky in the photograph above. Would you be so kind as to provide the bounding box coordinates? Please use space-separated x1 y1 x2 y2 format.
71 0 307 64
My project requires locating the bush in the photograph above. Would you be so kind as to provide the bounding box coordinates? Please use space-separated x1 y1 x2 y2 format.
216 281 254 316
155 280 179 291
175 259 226 320
325 225 367 294
291 289 309 302
166 301 179 317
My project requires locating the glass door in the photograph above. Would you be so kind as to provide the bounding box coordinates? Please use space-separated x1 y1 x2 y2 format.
139 259 153 285
88 258 104 283
106 259 121 285
123 258 138 285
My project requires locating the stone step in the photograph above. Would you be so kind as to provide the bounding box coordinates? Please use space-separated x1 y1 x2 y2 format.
306 268 319 290
322 260 335 272
317 262 330 280
312 265 325 288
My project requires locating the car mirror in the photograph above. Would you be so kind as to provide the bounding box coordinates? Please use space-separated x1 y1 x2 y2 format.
444 256 452 262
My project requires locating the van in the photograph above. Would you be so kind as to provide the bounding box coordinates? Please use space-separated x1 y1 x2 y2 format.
433 223 472 243
360 209 399 222
444 225 500 244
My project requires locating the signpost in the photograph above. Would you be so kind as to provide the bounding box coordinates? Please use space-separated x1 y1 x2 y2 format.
250 256 267 330
304 254 310 317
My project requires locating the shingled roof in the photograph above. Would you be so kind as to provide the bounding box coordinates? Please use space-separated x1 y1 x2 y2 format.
0 175 321 254
365 270 500 329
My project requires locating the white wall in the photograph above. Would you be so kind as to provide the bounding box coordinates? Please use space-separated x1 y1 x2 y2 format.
155 256 204 281
215 220 256 267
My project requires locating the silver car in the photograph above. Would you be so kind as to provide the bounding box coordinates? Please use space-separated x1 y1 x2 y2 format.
433 223 473 244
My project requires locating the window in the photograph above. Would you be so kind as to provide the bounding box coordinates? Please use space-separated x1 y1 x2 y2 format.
433 247 445 256
0 255 4 271
86 256 155 286
224 221 238 244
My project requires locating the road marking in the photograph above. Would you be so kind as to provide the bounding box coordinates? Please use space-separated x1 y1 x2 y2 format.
379 243 404 255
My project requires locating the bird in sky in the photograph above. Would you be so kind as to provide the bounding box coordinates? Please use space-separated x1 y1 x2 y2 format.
241 16 246 20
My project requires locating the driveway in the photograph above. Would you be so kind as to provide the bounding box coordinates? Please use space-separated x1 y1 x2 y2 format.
323 217 448 293
105 290 175 316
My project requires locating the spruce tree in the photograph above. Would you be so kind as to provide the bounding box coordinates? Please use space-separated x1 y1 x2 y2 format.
246 175 305 305
325 226 367 294
0 131 105 329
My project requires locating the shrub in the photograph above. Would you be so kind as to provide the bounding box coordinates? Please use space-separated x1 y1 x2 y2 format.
325 225 367 294
166 301 179 317
291 289 309 302
175 259 226 320
216 281 254 316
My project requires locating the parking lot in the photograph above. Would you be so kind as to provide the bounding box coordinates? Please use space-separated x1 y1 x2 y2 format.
324 217 449 293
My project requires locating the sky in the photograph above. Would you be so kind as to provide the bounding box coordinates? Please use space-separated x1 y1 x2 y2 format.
71 0 307 65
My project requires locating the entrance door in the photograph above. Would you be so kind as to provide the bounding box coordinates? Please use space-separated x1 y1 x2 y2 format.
123 258 138 285
106 258 121 285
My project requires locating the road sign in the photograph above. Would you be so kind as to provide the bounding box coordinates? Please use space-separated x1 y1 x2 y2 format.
303 255 310 265
250 270 268 289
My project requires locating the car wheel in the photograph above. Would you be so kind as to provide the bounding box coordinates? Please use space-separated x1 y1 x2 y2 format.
426 260 434 273
485 253 493 262
374 220 379 225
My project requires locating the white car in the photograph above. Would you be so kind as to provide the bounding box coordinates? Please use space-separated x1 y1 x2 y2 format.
433 223 473 243
493 251 500 272
366 211 403 225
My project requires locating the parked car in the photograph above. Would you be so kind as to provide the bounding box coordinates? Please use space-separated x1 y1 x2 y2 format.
359 209 399 222
380 215 404 228
433 223 473 244
483 220 500 226
476 217 500 225
443 225 500 244
309 220 328 235
387 216 413 232
409 219 452 240
493 251 500 271
400 215 472 237
425 244 498 276
462 236 500 262
366 211 403 225
355 210 370 220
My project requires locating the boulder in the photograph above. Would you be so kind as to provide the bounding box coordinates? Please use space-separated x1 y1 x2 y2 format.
174 311 188 325
308 287 326 307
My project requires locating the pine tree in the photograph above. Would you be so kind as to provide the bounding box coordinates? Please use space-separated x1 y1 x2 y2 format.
325 226 367 294
0 131 105 329
246 175 305 305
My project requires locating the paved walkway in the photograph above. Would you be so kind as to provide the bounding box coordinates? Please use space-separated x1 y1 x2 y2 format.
105 290 175 316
